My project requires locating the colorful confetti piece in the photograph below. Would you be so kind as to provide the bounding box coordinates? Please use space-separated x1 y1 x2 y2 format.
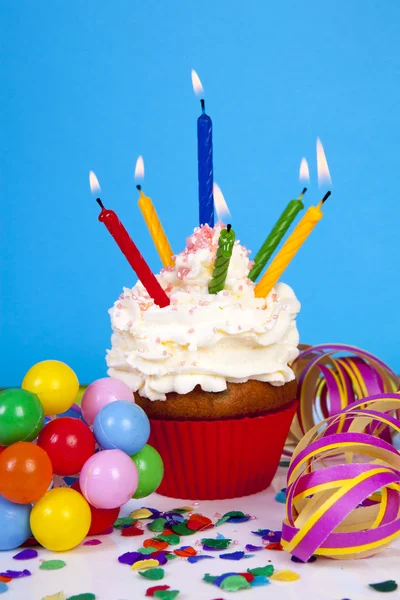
139 568 165 580
220 575 252 592
146 586 170 597
12 549 38 560
201 537 232 550
66 595 96 600
0 569 31 579
121 525 144 537
131 559 160 571
40 560 67 571
187 555 215 564
153 591 179 600
274 489 287 503
0 578 11 584
130 508 154 520
0 583 8 595
245 544 263 552
270 570 300 582
113 517 136 529
248 565 274 577
148 518 168 532
173 546 197 557
369 580 398 593
251 575 270 587
219 551 246 561
83 539 102 546
118 552 143 566
41 593 65 600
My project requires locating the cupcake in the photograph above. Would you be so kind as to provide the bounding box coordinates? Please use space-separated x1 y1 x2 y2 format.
106 223 300 499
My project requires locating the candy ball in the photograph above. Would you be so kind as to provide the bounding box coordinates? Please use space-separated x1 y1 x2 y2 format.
94 400 150 455
131 444 164 499
0 442 53 504
37 417 96 476
80 449 138 509
81 377 134 426
0 495 32 550
22 360 79 416
71 480 120 535
30 487 91 551
0 388 44 446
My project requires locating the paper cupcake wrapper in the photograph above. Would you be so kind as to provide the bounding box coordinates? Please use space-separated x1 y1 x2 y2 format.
148 399 297 500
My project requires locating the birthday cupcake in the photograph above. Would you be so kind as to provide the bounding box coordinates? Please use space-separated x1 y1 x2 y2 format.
106 223 300 499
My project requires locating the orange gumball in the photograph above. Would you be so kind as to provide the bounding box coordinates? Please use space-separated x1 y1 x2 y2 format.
0 442 53 504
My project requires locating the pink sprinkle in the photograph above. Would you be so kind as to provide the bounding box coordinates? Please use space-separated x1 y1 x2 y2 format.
239 285 243 291
223 291 229 296
189 309 194 315
163 351 167 356
156 337 161 344
116 303 122 309
238 325 242 330
188 328 195 334
273 315 278 320
272 294 278 302
127 321 133 328
180 361 186 367
213 327 218 333
191 361 197 367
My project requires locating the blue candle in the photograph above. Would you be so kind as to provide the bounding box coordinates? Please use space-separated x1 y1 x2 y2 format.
197 99 214 227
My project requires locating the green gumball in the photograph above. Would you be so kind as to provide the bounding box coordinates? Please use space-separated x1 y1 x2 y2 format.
131 444 164 499
0 388 44 446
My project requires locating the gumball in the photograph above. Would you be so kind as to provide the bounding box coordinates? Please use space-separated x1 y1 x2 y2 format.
30 487 91 551
94 400 150 455
37 417 95 476
0 495 32 550
22 360 79 416
131 444 164 499
0 388 44 446
80 449 138 509
81 377 134 426
71 481 119 535
0 442 53 504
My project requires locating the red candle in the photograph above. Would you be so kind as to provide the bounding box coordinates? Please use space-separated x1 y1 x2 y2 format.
96 198 170 308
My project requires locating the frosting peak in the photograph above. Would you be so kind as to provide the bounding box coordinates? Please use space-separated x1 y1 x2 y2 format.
106 223 300 400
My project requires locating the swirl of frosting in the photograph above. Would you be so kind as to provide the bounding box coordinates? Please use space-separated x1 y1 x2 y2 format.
106 223 300 401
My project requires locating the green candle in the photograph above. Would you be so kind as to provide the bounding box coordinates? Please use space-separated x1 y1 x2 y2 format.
248 188 307 282
209 224 236 294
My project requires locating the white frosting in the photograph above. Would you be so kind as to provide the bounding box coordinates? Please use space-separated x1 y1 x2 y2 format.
106 223 300 401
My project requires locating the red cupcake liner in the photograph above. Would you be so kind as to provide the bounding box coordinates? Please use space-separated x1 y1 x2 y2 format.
148 398 298 500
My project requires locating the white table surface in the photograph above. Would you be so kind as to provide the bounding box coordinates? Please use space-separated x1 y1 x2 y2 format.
1 466 399 600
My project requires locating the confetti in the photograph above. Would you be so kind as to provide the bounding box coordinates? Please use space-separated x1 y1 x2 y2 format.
130 508 154 520
201 537 232 550
187 555 214 563
172 506 192 513
66 595 96 600
146 585 170 597
216 511 246 526
83 539 102 546
369 580 398 593
0 578 11 584
118 552 143 566
40 560 67 571
245 544 263 552
150 552 168 566
173 546 197 557
270 570 300 582
121 525 144 537
248 565 274 577
13 549 38 560
139 568 165 580
219 551 246 561
144 539 169 551
113 516 136 529
148 518 168 532
41 593 65 600
165 554 178 562
0 569 31 578
0 583 8 595
220 575 251 592
139 547 159 555
153 591 179 600
275 489 287 503
250 575 270 587
131 559 160 571
155 534 180 546
171 523 196 536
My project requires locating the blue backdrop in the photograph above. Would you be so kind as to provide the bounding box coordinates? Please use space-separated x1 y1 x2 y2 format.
2 1 400 385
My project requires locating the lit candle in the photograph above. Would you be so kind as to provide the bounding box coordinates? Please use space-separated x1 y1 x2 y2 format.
89 171 170 308
249 187 307 282
134 156 174 268
254 191 331 298
209 224 236 294
192 69 214 227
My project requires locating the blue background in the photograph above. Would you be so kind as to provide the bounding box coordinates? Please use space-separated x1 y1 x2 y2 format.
1 1 399 385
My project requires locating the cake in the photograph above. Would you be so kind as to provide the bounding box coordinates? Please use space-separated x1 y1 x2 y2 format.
106 222 300 499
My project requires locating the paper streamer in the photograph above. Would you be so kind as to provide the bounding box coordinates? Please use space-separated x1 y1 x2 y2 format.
285 344 399 455
282 394 400 561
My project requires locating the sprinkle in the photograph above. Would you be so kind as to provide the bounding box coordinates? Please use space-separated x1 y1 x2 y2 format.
270 570 300 582
40 560 66 571
139 568 165 580
187 555 215 563
114 516 137 528
13 549 38 560
245 544 263 552
0 583 8 595
148 518 168 532
83 539 102 546
369 580 398 593
219 551 246 561
121 525 144 537
146 586 170 597
132 559 160 571
220 575 252 592
0 569 31 579
248 565 274 577
130 508 154 520
66 595 96 600
201 537 232 550
153 592 179 600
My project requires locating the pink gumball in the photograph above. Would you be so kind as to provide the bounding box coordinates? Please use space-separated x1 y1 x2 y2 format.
81 378 134 426
79 449 138 509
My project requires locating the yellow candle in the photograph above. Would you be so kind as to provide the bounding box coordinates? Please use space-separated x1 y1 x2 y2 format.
255 192 331 298
137 185 174 268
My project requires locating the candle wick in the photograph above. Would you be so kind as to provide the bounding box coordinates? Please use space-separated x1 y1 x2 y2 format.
96 197 104 209
227 223 232 232
136 184 142 191
200 98 205 114
320 190 331 204
301 187 307 196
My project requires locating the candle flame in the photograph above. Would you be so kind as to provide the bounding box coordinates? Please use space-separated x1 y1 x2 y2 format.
191 69 204 97
213 183 231 221
299 158 310 182
89 170 101 193
316 138 332 186
134 155 145 181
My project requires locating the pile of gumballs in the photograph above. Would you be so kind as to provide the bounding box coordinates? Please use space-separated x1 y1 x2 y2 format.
0 360 163 553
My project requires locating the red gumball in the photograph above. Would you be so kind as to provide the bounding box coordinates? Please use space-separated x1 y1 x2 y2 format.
37 417 95 476
71 481 119 535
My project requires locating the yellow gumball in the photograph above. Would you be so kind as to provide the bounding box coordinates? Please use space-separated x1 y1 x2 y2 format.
30 488 91 551
22 360 79 416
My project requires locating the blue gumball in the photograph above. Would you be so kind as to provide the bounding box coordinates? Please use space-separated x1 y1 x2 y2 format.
93 400 150 456
0 495 32 550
